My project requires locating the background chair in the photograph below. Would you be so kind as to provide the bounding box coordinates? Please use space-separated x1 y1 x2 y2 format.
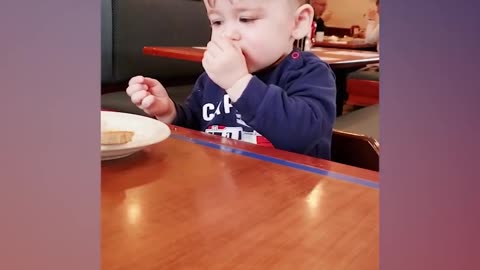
345 63 379 107
332 104 380 171
101 0 211 114
331 129 379 171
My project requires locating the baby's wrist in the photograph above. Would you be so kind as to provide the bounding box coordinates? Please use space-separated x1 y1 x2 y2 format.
154 98 177 124
226 74 253 102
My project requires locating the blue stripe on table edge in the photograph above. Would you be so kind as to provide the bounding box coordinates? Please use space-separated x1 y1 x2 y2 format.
170 134 379 189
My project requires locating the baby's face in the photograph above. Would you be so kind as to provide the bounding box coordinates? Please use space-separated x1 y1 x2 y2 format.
204 0 299 73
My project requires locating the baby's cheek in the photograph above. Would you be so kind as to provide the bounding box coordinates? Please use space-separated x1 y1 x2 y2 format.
210 30 220 41
242 52 263 73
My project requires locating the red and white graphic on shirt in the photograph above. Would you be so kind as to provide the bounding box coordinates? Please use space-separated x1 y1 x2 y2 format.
201 94 273 147
204 125 273 147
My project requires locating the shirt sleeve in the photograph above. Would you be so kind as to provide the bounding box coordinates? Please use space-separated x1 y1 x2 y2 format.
171 75 205 130
232 61 337 154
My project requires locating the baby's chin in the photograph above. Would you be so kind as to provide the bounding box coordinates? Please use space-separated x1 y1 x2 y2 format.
243 49 291 74
244 56 270 73
246 57 284 74
246 65 260 73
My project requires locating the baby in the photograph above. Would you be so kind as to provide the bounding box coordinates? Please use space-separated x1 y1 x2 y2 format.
126 0 337 159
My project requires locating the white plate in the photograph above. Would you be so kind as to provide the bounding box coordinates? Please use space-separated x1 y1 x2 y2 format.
101 111 171 160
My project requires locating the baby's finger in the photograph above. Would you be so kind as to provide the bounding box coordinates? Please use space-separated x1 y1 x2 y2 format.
126 83 148 96
128 75 145 86
142 95 171 117
142 77 168 97
140 95 156 110
202 54 214 73
142 77 160 88
130 90 149 106
203 49 215 64
206 40 222 57
216 36 236 51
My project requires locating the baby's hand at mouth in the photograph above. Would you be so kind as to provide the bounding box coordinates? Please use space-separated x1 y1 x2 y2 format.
202 36 250 91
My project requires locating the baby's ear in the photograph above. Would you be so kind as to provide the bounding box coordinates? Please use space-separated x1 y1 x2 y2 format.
291 4 314 40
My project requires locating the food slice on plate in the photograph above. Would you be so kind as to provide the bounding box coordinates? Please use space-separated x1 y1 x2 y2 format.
101 130 135 145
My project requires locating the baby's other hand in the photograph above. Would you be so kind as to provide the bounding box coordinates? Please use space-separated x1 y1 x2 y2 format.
126 76 176 122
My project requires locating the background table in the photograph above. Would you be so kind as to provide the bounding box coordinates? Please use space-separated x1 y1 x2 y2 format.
142 46 379 70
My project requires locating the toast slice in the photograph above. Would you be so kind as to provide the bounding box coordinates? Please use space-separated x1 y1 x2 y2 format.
101 130 135 145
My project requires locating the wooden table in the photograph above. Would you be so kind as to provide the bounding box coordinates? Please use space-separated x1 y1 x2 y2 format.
314 40 377 50
310 47 379 69
143 46 379 70
102 125 379 269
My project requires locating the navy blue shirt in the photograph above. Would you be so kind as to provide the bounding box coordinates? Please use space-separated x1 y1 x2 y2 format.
173 48 337 159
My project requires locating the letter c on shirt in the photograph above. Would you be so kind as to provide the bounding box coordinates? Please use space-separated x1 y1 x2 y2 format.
202 103 215 121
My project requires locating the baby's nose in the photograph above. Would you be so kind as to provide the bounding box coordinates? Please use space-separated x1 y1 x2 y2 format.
222 31 241 41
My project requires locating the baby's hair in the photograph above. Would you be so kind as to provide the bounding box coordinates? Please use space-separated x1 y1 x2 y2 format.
206 0 310 8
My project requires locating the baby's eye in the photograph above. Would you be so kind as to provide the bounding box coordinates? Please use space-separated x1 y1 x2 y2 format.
210 20 222 27
239 17 256 23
